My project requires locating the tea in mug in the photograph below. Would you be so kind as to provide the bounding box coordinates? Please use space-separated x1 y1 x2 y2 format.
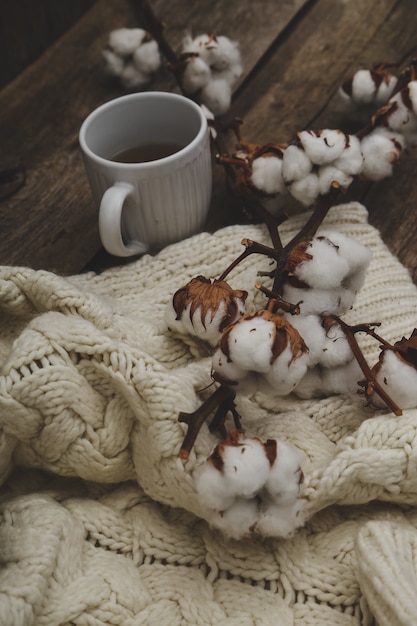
111 142 184 163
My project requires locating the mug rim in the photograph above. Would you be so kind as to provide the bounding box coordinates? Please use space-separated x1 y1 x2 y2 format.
79 91 208 169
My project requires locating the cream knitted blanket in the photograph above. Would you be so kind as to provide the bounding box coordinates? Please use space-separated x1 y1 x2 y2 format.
1 202 417 626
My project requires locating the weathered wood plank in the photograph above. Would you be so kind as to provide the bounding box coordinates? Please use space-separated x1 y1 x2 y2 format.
0 0 96 88
223 0 417 281
0 0 309 274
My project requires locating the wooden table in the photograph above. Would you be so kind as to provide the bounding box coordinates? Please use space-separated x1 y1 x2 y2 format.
1 0 417 281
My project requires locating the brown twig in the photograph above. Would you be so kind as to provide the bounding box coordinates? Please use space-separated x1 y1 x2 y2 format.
329 316 402 416
178 385 237 459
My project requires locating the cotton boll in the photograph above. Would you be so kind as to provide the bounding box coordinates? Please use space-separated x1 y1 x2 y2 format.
351 69 378 105
318 319 354 368
223 312 307 374
282 145 312 183
220 435 271 498
181 33 213 60
372 349 417 409
182 56 211 94
200 78 232 115
313 230 372 294
360 127 404 181
108 28 146 55
225 315 280 373
212 311 309 395
298 129 347 165
375 74 398 105
408 81 417 115
333 134 363 175
321 357 363 395
251 156 286 195
263 342 310 396
255 499 305 538
120 63 150 89
208 498 259 540
166 276 247 346
294 358 362 399
292 236 351 290
282 283 354 316
287 172 320 206
193 461 236 511
166 299 240 345
292 367 322 399
263 439 304 503
207 35 241 72
102 48 125 76
318 165 353 195
213 64 242 89
283 313 326 366
386 91 417 137
132 39 161 74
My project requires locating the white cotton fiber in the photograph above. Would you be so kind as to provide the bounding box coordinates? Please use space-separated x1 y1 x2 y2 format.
255 499 304 538
182 56 211 93
360 127 404 181
386 91 417 139
208 498 259 540
294 358 362 399
132 39 161 74
373 349 417 409
282 145 312 182
351 69 377 105
226 316 277 373
282 283 355 316
318 321 354 368
295 236 351 289
375 74 398 105
119 64 150 89
298 129 347 165
408 80 417 114
317 230 372 277
108 28 146 55
284 314 326 366
208 35 241 72
200 78 232 116
221 437 271 498
318 165 353 195
333 134 363 175
251 156 286 195
264 343 309 396
287 172 320 206
264 440 304 503
211 346 247 386
193 461 236 511
102 48 125 76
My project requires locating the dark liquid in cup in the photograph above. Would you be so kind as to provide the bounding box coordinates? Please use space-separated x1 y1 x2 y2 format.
111 142 184 163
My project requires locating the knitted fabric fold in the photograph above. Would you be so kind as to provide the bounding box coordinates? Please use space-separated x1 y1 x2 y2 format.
1 202 417 624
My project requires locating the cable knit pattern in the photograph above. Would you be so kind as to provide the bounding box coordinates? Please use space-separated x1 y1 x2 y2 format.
1 202 417 625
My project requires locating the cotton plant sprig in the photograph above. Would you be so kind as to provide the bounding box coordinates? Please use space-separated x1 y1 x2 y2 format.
102 27 161 89
177 33 242 116
193 429 305 540
109 0 242 116
166 59 417 466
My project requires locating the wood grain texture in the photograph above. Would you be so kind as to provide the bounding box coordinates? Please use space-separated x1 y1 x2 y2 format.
0 0 309 274
0 0 416 283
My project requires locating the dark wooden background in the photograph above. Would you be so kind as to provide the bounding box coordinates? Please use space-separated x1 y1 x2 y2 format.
1 0 416 282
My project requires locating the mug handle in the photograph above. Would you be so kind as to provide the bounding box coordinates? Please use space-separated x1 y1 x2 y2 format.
99 182 149 257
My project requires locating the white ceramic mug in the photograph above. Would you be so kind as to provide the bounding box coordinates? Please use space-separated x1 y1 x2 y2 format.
79 92 212 256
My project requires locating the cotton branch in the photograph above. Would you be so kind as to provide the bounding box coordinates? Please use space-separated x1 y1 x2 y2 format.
178 385 239 459
328 316 402 416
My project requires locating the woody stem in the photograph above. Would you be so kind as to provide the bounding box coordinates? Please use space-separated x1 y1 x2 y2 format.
217 238 279 282
331 316 402 416
178 386 236 459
